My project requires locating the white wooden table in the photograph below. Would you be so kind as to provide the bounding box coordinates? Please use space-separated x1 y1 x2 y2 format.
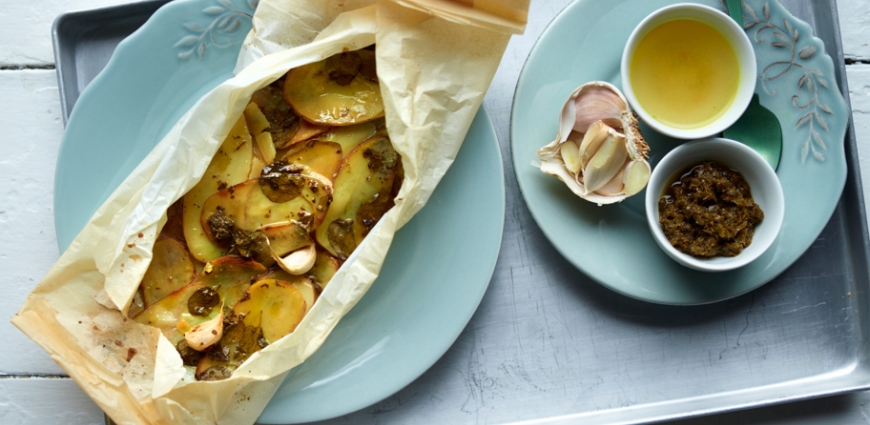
1 0 869 424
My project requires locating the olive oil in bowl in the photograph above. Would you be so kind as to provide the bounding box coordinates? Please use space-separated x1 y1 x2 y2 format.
620 3 757 139
629 19 740 130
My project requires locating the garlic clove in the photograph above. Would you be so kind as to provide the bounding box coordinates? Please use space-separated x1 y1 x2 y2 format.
622 160 652 196
184 310 223 352
578 121 612 169
594 166 626 196
573 85 626 133
560 140 582 174
583 131 628 192
276 244 317 275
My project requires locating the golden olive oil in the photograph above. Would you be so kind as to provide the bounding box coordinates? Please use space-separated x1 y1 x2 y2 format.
630 19 740 129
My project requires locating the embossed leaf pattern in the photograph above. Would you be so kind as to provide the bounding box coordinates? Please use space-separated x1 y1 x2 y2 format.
176 0 256 60
742 0 834 163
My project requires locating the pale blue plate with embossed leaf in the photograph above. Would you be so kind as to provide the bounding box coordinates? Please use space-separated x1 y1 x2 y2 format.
54 0 504 422
511 0 848 305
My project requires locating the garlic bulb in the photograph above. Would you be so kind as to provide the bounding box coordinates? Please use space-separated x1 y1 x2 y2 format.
536 81 651 204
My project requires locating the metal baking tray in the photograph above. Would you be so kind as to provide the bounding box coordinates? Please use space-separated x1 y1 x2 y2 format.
52 0 170 124
52 0 870 424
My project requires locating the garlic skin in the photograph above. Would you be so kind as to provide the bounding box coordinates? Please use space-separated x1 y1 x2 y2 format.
536 81 651 205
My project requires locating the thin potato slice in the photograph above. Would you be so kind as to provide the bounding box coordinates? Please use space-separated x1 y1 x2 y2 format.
315 135 399 258
132 283 211 345
318 119 382 157
261 269 317 313
192 256 266 295
284 50 384 126
283 119 330 149
195 279 306 381
200 180 257 244
309 250 340 290
141 239 195 306
261 221 312 257
234 279 306 343
281 140 343 181
183 115 254 262
250 85 301 149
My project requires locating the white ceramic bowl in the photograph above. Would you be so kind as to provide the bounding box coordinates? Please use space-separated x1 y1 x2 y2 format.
621 3 757 139
645 138 784 272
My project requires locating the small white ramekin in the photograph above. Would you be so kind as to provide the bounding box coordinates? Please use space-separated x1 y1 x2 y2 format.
621 3 757 140
645 138 784 272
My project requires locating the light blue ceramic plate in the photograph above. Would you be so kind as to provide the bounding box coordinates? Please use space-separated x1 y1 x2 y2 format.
54 0 505 422
511 0 848 305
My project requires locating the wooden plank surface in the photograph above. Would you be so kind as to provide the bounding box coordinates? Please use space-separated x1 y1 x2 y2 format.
0 0 869 424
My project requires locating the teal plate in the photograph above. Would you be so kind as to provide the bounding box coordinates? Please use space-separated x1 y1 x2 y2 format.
511 0 848 305
54 0 505 422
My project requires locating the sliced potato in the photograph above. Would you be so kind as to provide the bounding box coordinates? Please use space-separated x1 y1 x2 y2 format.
261 221 312 257
250 85 301 149
183 115 254 262
192 256 266 295
234 279 306 343
283 119 330 149
281 140 342 181
132 283 210 344
248 155 266 180
318 119 382 157
200 179 257 244
141 239 196 306
309 250 340 290
243 102 271 135
284 50 384 126
315 135 399 258
245 183 316 230
194 279 306 381
255 132 276 164
159 199 186 243
261 269 317 313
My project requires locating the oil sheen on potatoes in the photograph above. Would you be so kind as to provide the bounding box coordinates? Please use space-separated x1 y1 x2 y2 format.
630 19 739 129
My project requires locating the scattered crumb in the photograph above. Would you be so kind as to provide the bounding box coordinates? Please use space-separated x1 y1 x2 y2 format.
138 233 144 238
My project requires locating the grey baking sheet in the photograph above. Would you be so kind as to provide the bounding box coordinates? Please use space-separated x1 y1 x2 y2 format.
52 0 870 424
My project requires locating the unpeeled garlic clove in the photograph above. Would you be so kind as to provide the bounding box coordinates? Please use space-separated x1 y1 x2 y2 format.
583 131 628 192
276 244 317 275
622 160 652 196
578 121 613 170
560 140 582 174
184 310 223 352
573 85 626 133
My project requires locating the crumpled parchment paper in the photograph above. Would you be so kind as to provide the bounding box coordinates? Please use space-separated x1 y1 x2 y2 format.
12 0 527 424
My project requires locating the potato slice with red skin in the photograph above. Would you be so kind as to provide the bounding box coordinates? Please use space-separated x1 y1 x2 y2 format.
284 50 384 126
318 119 382 157
141 239 195 306
315 135 399 258
183 115 253 262
281 140 343 181
194 279 306 381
